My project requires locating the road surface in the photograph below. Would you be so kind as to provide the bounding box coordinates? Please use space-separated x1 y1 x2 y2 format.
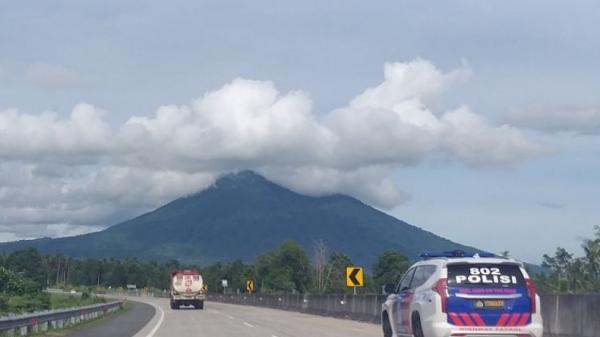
66 301 154 337
127 297 380 337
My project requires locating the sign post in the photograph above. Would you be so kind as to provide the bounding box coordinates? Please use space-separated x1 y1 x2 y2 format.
346 267 364 295
221 279 228 294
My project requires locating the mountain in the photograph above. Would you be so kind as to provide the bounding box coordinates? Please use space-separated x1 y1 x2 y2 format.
0 171 478 267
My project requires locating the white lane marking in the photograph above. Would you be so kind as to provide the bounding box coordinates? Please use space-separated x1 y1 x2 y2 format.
243 322 254 328
145 303 165 337
272 335 279 337
226 314 235 319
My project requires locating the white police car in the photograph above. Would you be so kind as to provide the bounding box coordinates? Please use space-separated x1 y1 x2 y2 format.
381 251 543 337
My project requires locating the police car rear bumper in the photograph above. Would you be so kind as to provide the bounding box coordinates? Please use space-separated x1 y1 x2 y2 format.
423 315 543 337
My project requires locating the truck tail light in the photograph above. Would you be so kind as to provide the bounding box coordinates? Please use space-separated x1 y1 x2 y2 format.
433 278 448 313
525 278 537 313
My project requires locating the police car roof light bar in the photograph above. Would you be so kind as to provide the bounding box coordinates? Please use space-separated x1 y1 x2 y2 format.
420 250 497 259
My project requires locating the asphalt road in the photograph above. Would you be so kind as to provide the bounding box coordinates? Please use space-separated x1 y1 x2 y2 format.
125 297 380 337
65 301 155 337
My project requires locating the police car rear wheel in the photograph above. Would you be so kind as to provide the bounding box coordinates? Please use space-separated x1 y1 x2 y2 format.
382 313 392 337
412 313 424 337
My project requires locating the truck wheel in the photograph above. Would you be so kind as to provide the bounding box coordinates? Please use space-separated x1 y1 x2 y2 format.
382 312 392 337
170 301 178 310
196 300 204 310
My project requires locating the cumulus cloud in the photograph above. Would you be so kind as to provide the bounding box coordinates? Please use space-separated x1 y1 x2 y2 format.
0 104 111 160
25 63 81 90
0 59 546 240
507 105 600 135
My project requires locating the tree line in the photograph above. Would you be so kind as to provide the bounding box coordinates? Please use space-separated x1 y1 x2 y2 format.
2 226 599 298
535 225 600 293
0 241 409 295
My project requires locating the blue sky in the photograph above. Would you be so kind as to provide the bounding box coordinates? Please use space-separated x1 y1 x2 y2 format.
0 1 599 263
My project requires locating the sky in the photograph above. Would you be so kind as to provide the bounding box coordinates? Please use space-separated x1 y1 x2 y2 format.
0 1 599 263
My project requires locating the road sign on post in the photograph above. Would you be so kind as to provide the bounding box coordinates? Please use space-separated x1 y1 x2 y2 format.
346 267 364 292
246 279 255 293
221 279 228 293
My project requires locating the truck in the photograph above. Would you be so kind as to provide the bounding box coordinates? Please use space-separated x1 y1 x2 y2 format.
170 269 205 310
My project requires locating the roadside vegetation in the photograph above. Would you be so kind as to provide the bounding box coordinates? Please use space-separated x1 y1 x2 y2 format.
0 266 49 315
0 241 408 295
0 248 106 315
535 225 600 293
49 292 105 310
1 226 598 298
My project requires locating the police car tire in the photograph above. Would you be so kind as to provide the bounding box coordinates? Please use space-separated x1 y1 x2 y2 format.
412 313 425 337
382 313 392 337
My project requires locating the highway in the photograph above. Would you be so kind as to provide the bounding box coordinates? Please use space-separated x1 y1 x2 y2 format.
66 301 154 337
127 297 380 337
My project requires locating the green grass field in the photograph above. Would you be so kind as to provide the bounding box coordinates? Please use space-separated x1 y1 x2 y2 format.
49 293 106 310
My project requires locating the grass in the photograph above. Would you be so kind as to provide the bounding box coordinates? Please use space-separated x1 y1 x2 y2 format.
49 293 106 310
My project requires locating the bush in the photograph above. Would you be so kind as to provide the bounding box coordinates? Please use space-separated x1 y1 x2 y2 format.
81 290 91 299
1 293 50 314
0 266 51 314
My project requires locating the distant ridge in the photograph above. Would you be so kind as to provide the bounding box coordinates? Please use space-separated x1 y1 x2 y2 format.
0 171 478 266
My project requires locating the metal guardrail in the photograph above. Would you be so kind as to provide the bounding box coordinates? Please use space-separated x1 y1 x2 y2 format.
0 300 123 335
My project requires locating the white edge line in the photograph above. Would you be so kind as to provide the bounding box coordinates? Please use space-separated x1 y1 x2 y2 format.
145 303 165 337
243 322 254 328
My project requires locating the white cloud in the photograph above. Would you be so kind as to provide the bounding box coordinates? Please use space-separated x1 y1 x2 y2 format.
0 104 111 161
0 59 546 240
441 107 548 166
507 105 600 134
25 63 81 90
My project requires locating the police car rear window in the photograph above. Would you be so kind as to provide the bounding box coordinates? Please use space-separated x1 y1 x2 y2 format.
447 263 525 288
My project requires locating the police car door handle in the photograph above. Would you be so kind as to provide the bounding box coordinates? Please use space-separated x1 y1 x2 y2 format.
455 293 522 299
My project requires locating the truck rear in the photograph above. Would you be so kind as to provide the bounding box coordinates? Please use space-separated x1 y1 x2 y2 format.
170 269 205 310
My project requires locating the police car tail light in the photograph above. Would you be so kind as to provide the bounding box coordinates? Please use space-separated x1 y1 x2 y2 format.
525 278 537 313
433 278 448 312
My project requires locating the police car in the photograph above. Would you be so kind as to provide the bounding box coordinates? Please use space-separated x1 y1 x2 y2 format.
381 251 543 337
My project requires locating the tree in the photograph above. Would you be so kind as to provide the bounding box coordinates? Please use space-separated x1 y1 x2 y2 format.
372 251 409 292
5 248 47 289
312 240 330 293
537 227 600 293
255 241 311 293
323 252 353 294
0 266 50 314
581 225 600 291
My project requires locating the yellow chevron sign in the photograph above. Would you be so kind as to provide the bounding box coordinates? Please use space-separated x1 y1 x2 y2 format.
346 267 364 287
246 279 255 293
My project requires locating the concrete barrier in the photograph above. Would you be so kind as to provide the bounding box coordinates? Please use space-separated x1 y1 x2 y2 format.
207 293 599 337
540 294 600 337
207 293 385 323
